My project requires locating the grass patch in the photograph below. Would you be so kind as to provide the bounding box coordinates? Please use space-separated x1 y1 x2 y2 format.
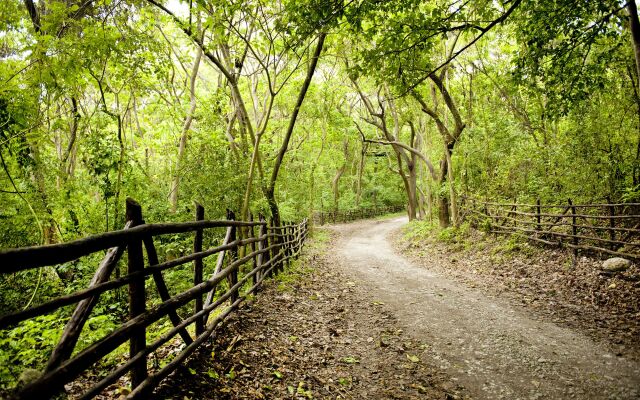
374 212 405 221
488 232 537 258
308 228 330 248
275 258 313 292
403 219 472 246
274 228 330 292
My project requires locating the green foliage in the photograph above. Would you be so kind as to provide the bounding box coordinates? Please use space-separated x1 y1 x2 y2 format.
513 0 626 115
403 219 440 244
404 220 471 245
1 0 640 391
0 314 64 389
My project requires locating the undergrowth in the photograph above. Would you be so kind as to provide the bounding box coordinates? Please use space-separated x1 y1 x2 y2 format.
0 228 328 392
374 212 406 221
403 218 538 260
275 228 328 292
403 219 472 246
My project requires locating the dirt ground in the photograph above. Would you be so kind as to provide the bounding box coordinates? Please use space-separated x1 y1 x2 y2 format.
396 220 640 363
154 216 640 399
330 217 639 400
153 228 467 400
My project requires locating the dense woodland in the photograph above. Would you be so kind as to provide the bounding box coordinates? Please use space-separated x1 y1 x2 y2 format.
1 0 640 391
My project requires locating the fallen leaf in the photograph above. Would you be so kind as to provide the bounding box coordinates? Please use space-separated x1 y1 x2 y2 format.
407 354 420 363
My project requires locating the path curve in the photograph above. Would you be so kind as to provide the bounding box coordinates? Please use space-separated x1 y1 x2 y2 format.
331 217 640 400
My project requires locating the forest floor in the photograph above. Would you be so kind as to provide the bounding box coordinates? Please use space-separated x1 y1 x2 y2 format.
153 216 640 400
152 225 467 400
398 218 640 363
334 217 639 399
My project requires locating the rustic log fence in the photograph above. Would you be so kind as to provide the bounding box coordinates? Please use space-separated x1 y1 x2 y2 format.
0 198 309 399
460 197 640 260
313 204 405 225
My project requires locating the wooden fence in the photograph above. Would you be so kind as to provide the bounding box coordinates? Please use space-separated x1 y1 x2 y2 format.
460 197 640 260
0 198 309 399
313 205 405 225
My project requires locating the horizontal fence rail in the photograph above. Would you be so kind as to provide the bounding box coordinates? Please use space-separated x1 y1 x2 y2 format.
313 204 405 225
0 198 309 399
460 197 640 260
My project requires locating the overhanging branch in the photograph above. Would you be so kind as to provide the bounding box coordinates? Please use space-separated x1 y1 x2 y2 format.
355 122 437 180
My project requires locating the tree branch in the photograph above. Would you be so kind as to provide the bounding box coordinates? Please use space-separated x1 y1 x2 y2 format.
399 0 523 95
355 122 437 180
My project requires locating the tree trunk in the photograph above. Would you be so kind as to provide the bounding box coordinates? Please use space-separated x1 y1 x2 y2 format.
308 123 327 216
407 170 418 220
170 35 202 212
356 141 367 206
628 0 640 95
437 158 451 228
61 96 79 180
114 115 125 225
332 166 345 211
438 194 450 228
444 144 458 225
417 187 427 220
626 4 640 185
266 32 326 225
240 95 273 222
332 139 349 211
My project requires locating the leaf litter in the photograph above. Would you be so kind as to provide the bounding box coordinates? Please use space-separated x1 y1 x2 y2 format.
153 231 468 400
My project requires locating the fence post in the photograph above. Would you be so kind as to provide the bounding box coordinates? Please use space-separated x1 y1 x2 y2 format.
249 213 258 292
536 199 541 232
255 215 266 289
284 222 291 269
265 217 275 277
292 223 299 257
483 202 493 234
193 202 205 336
295 222 302 257
568 199 578 258
227 209 239 302
272 220 280 274
144 239 193 346
607 198 616 250
270 219 278 275
125 198 147 390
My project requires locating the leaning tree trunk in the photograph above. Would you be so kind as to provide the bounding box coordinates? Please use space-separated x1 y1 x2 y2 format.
266 32 326 226
406 161 419 221
391 152 417 221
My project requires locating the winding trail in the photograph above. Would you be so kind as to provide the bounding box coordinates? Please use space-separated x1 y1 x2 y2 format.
331 217 640 400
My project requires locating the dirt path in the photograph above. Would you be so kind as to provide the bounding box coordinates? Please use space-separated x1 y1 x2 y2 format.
152 228 468 400
330 217 640 400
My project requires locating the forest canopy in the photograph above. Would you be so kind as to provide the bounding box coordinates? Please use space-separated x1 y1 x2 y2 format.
2 0 639 246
